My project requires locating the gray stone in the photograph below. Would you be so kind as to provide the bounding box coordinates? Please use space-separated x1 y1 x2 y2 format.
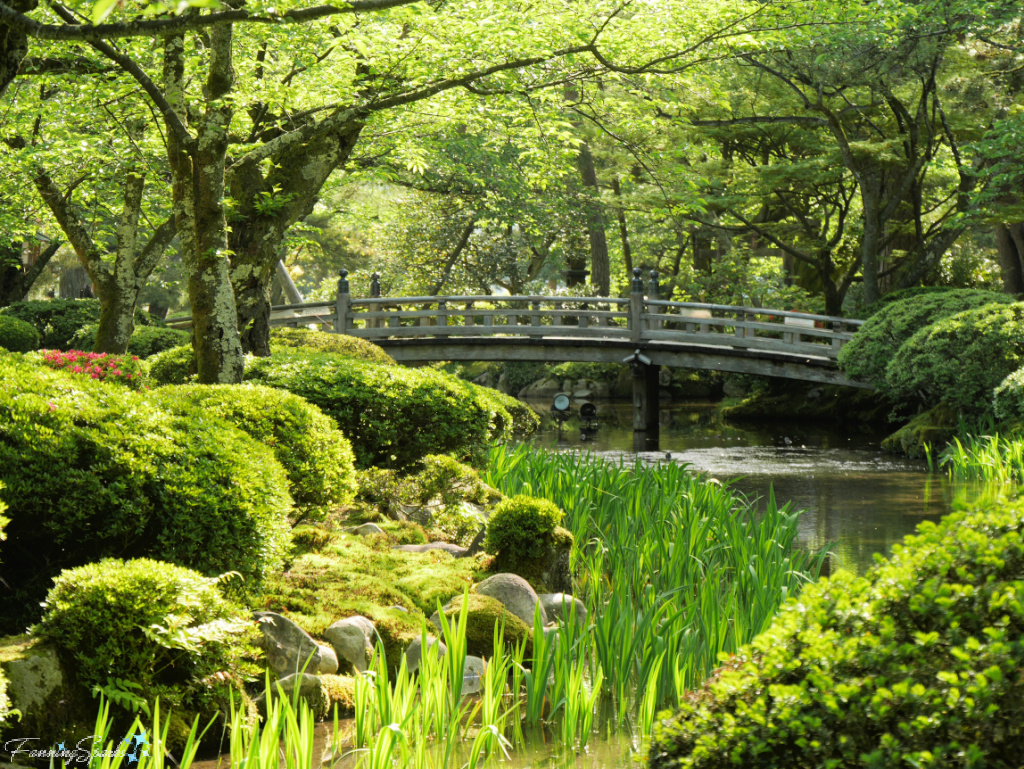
254 673 329 721
404 636 447 673
349 522 385 536
572 389 594 401
496 372 510 394
394 542 468 557
475 573 547 627
253 611 327 677
461 655 487 695
807 388 823 400
538 593 587 626
317 643 339 674
3 644 63 713
324 616 376 673
723 377 749 398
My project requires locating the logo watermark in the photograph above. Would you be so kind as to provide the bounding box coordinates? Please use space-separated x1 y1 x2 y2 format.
4 732 150 764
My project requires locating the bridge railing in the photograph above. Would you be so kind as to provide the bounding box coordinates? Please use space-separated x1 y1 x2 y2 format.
165 268 863 359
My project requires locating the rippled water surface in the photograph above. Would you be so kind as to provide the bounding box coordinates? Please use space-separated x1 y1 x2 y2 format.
525 400 968 574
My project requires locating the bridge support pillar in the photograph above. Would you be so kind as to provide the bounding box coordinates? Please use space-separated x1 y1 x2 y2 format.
632 362 660 449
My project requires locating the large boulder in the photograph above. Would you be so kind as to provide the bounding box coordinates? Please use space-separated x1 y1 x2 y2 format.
539 593 587 626
324 616 376 673
254 673 329 721
462 656 487 695
429 593 532 658
474 574 547 627
253 612 338 676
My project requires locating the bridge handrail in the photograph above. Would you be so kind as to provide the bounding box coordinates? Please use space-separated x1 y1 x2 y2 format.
646 299 863 326
351 295 631 306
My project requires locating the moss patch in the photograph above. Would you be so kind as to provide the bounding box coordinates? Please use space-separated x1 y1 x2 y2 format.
260 531 486 672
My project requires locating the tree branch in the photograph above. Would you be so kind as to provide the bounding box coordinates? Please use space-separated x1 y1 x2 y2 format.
0 0 423 42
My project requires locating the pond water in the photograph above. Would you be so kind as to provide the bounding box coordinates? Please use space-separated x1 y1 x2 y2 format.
523 400 968 574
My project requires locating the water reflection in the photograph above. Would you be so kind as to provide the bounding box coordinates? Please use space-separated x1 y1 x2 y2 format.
524 400 965 574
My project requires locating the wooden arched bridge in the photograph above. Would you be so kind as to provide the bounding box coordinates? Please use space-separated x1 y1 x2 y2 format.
170 268 868 438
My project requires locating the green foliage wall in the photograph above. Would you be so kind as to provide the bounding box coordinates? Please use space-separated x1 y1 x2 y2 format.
649 494 1024 769
70 324 191 358
270 327 397 365
838 289 1012 388
885 302 1024 414
0 356 292 628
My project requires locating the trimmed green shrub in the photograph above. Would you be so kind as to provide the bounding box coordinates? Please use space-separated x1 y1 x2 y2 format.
244 350 526 469
70 323 190 358
838 289 1013 387
648 494 1024 769
0 355 292 628
37 558 256 724
0 299 158 350
148 344 194 385
153 384 357 521
0 315 40 352
994 369 1024 422
483 495 563 565
270 327 396 365
884 302 1024 414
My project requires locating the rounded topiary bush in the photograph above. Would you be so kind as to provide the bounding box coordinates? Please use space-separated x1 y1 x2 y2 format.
0 315 40 352
994 369 1024 422
37 558 256 727
648 495 1024 769
0 356 292 628
153 384 357 521
838 289 1013 387
484 495 563 565
148 343 194 385
0 299 158 350
884 301 1024 414
244 350 523 469
271 327 397 366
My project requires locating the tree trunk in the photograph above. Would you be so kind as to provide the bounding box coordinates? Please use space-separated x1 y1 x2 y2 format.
0 239 59 306
576 142 609 295
859 175 884 307
164 30 244 384
229 122 364 355
0 0 35 98
612 177 633 276
996 223 1024 295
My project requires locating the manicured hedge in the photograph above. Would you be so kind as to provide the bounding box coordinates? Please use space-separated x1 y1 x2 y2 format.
0 315 40 352
148 344 193 385
270 327 397 365
884 302 1024 414
0 355 292 628
649 495 1024 769
0 299 158 350
244 349 535 469
70 323 190 358
838 289 1013 388
994 369 1024 422
153 384 357 521
37 558 255 722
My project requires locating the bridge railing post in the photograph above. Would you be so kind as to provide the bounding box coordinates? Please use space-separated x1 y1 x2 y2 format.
648 269 661 331
629 267 644 344
369 272 381 329
335 269 350 335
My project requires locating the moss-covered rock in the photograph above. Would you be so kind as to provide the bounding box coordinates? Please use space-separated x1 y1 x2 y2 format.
431 593 532 658
492 526 574 594
321 673 356 716
881 403 959 458
0 635 94 745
